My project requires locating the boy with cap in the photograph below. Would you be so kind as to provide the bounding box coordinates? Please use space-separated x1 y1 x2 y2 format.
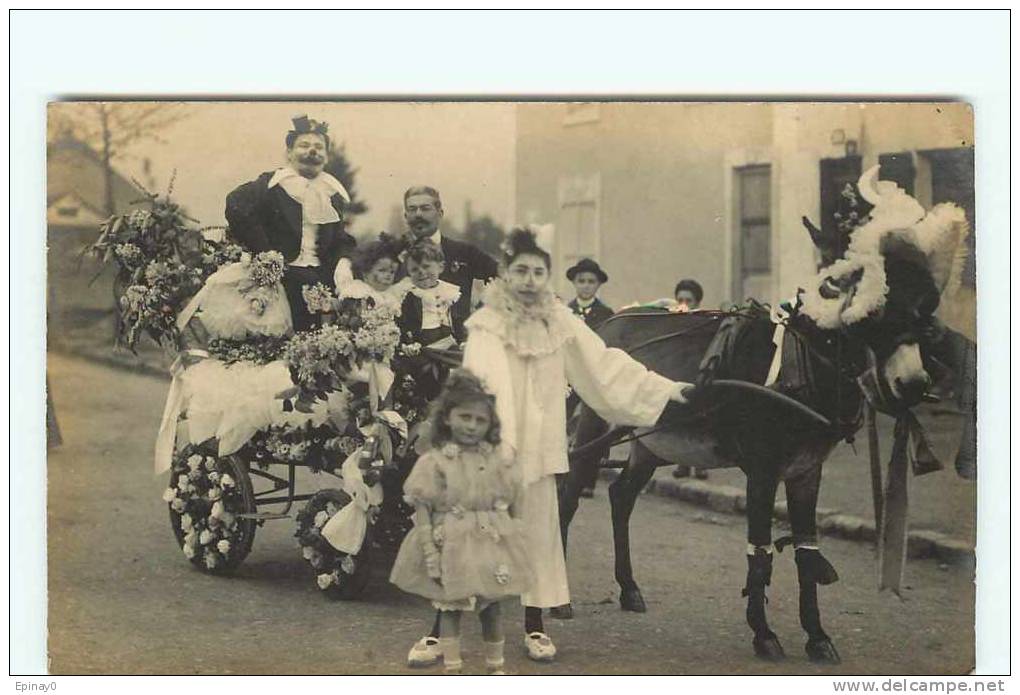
565 258 614 498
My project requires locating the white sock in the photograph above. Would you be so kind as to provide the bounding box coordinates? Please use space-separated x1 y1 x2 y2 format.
439 637 462 671
484 639 505 670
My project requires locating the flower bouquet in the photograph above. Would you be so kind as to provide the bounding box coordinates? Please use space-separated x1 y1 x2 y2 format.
89 188 244 352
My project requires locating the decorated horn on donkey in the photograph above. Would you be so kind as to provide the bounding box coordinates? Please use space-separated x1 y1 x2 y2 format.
803 165 971 594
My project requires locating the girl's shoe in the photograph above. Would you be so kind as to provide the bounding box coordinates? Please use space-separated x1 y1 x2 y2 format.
407 636 441 667
524 632 557 662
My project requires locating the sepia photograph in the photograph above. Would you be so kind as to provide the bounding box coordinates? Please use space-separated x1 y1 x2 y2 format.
10 9 1010 685
43 100 979 675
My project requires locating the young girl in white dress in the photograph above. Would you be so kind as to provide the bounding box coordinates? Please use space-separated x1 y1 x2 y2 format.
335 233 411 311
406 228 692 665
390 369 532 674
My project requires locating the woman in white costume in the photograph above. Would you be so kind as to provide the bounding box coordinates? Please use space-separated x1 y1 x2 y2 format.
406 228 692 665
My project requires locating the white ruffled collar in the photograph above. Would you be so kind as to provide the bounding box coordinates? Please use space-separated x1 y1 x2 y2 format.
410 279 460 304
466 279 573 357
440 440 494 458
267 167 349 226
268 167 350 201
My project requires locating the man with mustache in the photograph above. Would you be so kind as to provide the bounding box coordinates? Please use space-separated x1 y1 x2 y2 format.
401 186 499 329
225 116 356 332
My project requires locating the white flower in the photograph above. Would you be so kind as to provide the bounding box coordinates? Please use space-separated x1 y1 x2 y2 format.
210 501 225 520
494 564 511 585
182 544 195 559
240 252 252 266
220 474 235 488
316 573 335 590
204 552 219 570
441 443 460 459
199 529 215 545
325 502 339 516
188 469 204 482
180 514 193 532
183 531 197 549
340 555 356 575
249 297 267 316
207 471 220 484
162 487 176 503
204 457 218 472
216 539 231 555
208 487 222 501
176 479 191 494
432 525 445 546
302 546 316 561
171 498 186 512
187 455 203 471
314 510 330 529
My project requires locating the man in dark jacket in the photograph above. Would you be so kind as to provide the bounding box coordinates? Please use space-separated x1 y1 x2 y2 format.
565 257 614 329
225 116 356 331
401 185 498 325
565 258 614 498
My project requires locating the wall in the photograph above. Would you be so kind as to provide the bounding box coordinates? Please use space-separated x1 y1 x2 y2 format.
515 102 975 330
515 102 772 309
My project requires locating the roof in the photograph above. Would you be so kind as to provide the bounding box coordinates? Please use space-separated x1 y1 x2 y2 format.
47 138 143 218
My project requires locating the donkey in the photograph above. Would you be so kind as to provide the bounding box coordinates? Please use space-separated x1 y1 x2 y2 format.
559 167 972 663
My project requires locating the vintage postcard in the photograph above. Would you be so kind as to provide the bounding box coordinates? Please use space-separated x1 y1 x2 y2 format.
44 100 977 676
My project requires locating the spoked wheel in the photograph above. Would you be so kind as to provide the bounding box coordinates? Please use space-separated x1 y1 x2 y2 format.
295 489 373 600
167 449 257 574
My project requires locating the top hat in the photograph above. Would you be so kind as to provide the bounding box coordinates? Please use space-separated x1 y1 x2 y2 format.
290 115 329 138
566 257 608 284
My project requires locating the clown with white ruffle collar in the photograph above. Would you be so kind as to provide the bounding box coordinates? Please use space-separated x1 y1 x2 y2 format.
404 226 693 665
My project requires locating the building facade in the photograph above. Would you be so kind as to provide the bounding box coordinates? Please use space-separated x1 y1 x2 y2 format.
514 102 974 337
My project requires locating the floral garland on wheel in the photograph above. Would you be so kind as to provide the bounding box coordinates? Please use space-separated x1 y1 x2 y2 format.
164 447 251 572
294 489 370 597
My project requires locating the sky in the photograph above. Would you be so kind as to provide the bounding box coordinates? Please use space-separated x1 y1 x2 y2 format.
98 102 517 238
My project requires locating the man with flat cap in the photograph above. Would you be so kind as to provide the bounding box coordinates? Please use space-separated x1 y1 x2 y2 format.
225 115 356 332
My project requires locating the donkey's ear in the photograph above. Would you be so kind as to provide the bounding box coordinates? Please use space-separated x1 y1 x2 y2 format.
802 216 841 266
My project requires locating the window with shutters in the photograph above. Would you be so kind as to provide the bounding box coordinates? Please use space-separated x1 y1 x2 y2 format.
733 165 772 300
556 174 601 295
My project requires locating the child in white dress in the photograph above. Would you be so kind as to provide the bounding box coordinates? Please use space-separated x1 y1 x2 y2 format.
391 369 531 674
406 228 693 665
335 233 411 312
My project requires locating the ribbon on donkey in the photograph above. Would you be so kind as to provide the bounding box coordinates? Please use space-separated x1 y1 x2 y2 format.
875 408 942 595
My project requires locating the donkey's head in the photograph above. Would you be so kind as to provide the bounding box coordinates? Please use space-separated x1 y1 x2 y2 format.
799 166 970 410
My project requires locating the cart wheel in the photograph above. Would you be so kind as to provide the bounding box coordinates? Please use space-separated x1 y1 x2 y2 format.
295 489 373 600
168 450 257 574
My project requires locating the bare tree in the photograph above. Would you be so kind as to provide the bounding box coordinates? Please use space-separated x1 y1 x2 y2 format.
48 102 190 215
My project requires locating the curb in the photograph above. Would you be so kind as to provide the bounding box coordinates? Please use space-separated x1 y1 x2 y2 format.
598 469 974 567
